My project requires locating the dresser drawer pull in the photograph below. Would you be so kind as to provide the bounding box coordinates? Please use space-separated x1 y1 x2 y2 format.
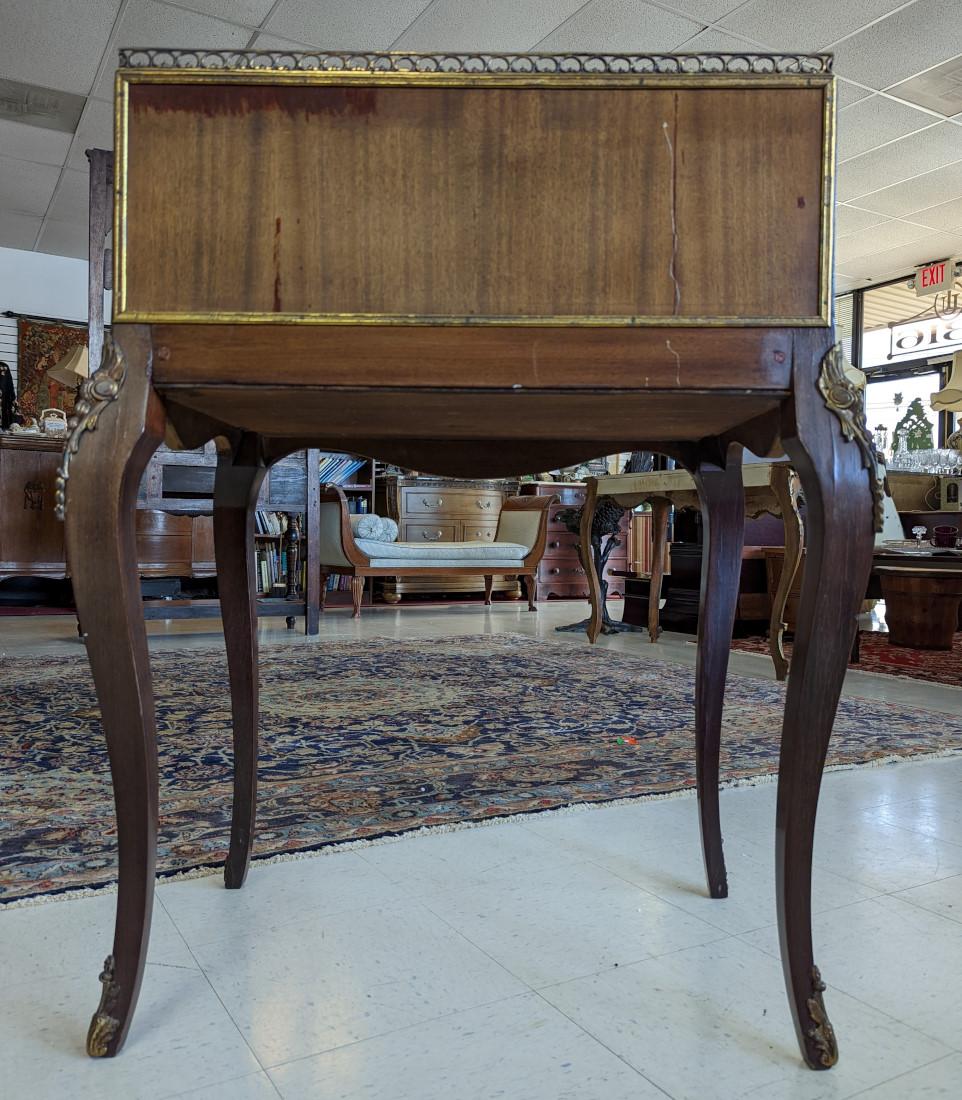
421 530 444 541
476 499 493 509
471 530 492 539
421 496 443 507
547 566 586 576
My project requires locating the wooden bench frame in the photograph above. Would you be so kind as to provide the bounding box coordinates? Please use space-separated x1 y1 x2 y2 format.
318 485 557 616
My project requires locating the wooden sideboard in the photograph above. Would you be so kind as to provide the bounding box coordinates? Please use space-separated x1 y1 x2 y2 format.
0 436 317 628
520 481 628 599
0 435 66 581
376 475 521 601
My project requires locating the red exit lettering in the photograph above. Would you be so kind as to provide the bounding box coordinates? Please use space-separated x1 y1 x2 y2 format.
921 263 945 288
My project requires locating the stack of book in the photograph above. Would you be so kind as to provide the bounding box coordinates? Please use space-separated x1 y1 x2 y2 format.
253 510 285 536
255 543 288 596
319 454 367 484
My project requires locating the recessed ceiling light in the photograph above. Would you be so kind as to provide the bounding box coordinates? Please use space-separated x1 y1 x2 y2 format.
888 57 962 116
0 77 85 134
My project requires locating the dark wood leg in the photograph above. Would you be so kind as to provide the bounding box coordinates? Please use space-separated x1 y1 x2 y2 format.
648 497 670 642
304 448 321 635
483 574 494 605
351 575 364 618
691 446 745 900
769 465 804 681
523 573 537 610
778 340 876 1069
582 478 603 642
60 325 165 1057
214 436 268 890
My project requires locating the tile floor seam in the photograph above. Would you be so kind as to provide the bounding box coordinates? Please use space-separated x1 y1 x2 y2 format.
842 1051 960 1098
160 1069 285 1100
734 928 962 1054
258 989 535 1073
157 888 272 1077
526 984 678 1100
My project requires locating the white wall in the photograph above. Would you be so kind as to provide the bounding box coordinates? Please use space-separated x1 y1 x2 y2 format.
0 246 111 387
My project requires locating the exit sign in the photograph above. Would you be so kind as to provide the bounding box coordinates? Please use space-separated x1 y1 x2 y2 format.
914 257 957 296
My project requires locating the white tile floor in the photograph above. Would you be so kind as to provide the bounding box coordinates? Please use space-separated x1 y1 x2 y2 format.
1 602 960 1099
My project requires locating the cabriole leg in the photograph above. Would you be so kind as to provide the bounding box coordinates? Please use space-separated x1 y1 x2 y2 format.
778 342 876 1069
523 573 537 610
483 575 494 606
59 325 165 1057
214 435 268 890
691 446 745 900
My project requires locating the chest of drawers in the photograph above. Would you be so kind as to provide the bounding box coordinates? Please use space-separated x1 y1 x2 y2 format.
376 476 521 601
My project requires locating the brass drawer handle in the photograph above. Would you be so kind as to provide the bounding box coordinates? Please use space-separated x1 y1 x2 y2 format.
422 530 443 541
476 499 493 509
472 530 492 539
422 496 442 507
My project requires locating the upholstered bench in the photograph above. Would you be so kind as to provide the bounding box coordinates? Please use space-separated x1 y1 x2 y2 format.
317 486 557 616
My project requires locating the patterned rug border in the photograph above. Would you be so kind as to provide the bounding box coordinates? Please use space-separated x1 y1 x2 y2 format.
3 745 959 911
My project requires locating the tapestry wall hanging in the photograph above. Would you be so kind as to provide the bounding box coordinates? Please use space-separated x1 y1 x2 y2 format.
15 316 87 420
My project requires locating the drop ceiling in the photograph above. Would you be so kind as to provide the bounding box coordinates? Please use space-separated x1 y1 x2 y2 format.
1 0 961 292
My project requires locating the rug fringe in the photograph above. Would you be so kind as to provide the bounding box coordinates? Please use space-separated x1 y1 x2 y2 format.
4 746 959 911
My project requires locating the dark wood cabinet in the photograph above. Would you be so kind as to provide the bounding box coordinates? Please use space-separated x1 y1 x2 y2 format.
0 436 66 581
521 481 628 599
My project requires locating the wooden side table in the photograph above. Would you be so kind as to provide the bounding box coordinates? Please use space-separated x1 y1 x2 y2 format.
57 50 878 1071
582 463 803 678
877 566 962 649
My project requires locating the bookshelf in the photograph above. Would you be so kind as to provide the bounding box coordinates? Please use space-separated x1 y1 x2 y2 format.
317 451 375 604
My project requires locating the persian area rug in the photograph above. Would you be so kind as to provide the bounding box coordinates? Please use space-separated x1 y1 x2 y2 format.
15 316 87 421
3 635 961 903
732 631 962 687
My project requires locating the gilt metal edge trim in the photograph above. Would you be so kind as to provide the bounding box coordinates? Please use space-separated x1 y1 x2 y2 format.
806 965 839 1068
54 339 127 521
117 49 833 75
817 345 884 533
86 955 121 1057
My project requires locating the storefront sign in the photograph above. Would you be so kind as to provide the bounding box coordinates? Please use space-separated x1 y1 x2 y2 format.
886 317 962 361
914 258 958 297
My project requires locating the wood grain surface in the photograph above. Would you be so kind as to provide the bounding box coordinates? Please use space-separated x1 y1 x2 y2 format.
121 83 824 323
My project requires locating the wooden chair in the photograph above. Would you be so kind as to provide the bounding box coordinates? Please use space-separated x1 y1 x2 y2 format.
317 486 555 616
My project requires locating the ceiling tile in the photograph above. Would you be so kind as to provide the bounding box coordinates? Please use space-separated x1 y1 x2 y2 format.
836 121 962 202
249 32 316 52
831 0 962 92
265 0 433 51
837 79 873 109
839 230 962 283
535 0 702 52
674 28 763 52
646 0 744 19
855 160 962 217
901 195 962 233
887 54 962 116
718 0 906 53
0 119 71 166
392 1 591 52
834 272 865 292
158 0 276 27
835 203 893 237
90 0 252 100
35 218 89 260
0 0 120 95
0 155 61 216
66 99 115 172
0 209 42 250
835 219 937 265
45 168 90 224
837 95 940 162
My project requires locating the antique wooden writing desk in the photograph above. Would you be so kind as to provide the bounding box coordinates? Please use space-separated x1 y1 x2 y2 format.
57 50 880 1068
581 463 803 677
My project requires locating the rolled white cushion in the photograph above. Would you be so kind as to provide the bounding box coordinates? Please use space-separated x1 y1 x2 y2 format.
354 539 529 562
379 517 399 543
355 514 385 540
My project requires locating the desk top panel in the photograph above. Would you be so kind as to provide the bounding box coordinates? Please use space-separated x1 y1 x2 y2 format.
114 52 834 328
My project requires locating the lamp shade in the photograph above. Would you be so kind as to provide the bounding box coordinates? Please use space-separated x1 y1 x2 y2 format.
931 350 962 413
46 343 89 389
